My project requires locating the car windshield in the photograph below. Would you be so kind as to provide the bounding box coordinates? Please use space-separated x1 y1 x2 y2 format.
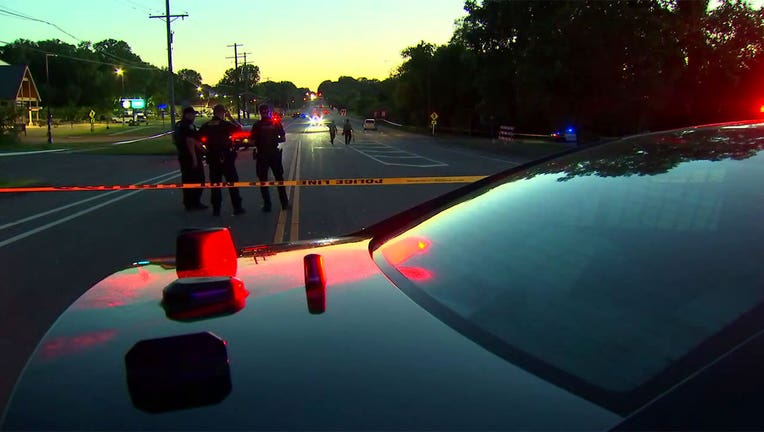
374 124 764 408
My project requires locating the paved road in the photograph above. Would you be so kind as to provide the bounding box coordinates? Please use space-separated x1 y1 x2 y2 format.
0 115 542 413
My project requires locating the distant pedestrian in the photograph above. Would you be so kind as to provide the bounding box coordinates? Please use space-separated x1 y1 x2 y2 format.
251 104 289 212
173 106 207 211
198 104 245 216
328 120 337 145
342 119 353 145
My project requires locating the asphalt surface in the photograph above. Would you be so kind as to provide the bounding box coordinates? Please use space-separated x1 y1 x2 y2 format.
0 116 546 414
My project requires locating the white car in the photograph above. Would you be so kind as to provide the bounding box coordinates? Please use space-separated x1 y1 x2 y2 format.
363 118 377 131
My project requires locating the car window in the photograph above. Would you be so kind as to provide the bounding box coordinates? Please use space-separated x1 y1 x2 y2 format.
375 130 764 400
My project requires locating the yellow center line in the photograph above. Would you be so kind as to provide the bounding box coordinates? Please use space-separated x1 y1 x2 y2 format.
289 145 302 242
273 138 300 243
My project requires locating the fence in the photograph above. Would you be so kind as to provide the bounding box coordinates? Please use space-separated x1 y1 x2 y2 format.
498 125 514 142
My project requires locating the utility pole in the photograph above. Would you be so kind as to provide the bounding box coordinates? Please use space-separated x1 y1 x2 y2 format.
242 51 252 119
150 0 187 127
226 43 244 121
45 53 57 145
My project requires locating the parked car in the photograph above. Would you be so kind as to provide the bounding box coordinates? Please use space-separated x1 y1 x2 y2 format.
3 121 764 430
231 124 253 150
128 113 148 126
552 127 577 143
363 118 377 130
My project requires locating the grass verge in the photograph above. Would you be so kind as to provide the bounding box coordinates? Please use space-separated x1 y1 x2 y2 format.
0 177 44 188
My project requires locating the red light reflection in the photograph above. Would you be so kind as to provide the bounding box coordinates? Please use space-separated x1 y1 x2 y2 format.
237 240 380 298
40 329 117 360
398 266 433 281
73 266 174 310
166 277 250 321
380 236 431 266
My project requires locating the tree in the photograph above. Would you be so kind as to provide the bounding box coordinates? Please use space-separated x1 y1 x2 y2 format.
175 68 203 106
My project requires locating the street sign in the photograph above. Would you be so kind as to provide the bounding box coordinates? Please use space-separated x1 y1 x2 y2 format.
121 98 146 109
431 120 437 126
431 112 438 121
89 110 95 119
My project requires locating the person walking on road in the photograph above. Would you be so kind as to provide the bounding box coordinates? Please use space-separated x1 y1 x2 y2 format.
173 106 207 211
328 120 337 145
342 118 353 145
251 104 290 212
198 104 245 217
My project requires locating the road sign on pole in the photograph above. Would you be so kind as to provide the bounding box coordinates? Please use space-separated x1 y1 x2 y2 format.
431 119 437 136
430 112 438 121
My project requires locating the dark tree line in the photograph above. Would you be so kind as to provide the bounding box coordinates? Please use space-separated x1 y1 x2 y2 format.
1 38 170 120
320 0 764 138
0 39 307 122
4 0 763 135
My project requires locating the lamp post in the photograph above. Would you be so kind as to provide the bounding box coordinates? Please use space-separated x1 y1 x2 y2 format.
115 68 125 124
45 53 57 144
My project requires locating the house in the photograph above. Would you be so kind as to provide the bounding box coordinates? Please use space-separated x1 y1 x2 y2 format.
0 63 42 125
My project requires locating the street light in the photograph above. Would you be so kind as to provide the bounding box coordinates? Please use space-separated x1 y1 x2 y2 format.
115 68 125 124
45 53 57 144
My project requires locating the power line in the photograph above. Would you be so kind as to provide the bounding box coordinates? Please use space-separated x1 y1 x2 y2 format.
119 0 156 15
0 7 79 41
0 40 205 90
0 4 178 79
0 39 154 69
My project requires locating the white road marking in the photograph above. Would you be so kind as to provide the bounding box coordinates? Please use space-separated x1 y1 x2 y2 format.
0 149 68 157
436 147 524 165
0 170 181 249
107 126 151 136
349 141 447 167
0 170 180 232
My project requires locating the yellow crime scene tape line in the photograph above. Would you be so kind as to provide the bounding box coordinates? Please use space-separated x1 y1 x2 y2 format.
0 176 488 193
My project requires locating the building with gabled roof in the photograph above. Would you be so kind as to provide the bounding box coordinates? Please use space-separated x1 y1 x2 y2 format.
0 64 42 124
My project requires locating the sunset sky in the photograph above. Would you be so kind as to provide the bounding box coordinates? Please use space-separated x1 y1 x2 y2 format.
0 0 468 90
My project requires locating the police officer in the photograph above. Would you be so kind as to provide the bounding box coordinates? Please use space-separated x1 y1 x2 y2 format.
198 104 245 216
342 118 353 145
251 104 289 212
173 106 207 211
328 120 337 145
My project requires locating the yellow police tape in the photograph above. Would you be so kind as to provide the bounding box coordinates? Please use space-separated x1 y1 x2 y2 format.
0 176 488 193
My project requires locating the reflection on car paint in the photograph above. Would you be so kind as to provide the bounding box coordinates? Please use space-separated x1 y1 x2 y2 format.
39 329 118 360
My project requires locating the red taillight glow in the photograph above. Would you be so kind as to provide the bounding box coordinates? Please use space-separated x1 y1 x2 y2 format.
200 136 208 143
230 131 249 140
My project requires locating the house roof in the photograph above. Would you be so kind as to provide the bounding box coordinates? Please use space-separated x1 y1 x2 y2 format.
0 64 40 101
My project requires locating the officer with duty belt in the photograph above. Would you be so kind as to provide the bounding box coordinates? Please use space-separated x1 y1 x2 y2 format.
251 104 290 212
173 106 207 211
198 104 246 216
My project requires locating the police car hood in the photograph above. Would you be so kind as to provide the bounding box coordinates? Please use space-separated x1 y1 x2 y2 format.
1 234 620 430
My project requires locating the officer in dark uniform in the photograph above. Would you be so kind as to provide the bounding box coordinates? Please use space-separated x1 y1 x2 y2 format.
173 106 207 211
198 104 245 216
251 103 289 212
